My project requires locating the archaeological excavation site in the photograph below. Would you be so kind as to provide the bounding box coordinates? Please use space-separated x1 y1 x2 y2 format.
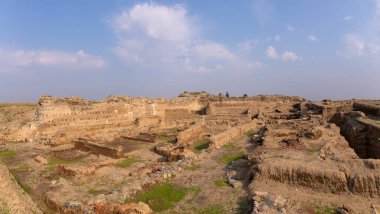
1 91 380 214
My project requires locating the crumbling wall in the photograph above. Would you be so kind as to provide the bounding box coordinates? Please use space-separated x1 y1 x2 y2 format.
210 120 261 148
176 121 205 144
32 96 206 145
253 161 348 193
307 101 353 120
57 158 117 177
74 140 125 158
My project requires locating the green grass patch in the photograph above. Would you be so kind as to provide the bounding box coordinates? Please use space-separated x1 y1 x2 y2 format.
10 170 33 195
47 156 85 165
43 165 56 173
20 183 33 194
88 188 106 196
315 204 338 214
219 152 245 165
213 177 229 187
18 163 31 171
190 186 202 197
237 197 249 214
244 130 255 138
198 204 226 214
192 139 210 152
0 149 16 163
221 142 237 150
116 157 142 168
159 136 177 144
185 164 201 171
126 183 189 212
186 186 203 204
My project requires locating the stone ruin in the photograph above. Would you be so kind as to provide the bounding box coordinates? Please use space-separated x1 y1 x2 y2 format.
0 92 380 213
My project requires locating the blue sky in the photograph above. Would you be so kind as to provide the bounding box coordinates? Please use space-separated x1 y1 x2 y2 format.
1 0 379 102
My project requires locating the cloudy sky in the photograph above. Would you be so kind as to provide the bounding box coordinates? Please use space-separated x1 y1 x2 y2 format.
1 0 380 102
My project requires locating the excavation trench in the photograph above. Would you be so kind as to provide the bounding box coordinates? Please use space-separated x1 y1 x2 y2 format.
331 112 380 159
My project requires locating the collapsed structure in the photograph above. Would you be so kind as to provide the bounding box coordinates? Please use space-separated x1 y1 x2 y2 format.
0 92 379 213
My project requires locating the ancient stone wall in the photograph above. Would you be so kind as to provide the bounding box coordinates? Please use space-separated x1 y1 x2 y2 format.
176 121 205 144
74 140 125 158
32 96 206 145
210 120 261 148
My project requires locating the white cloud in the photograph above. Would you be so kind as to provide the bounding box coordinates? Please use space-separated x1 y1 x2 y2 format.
265 46 278 59
237 40 257 52
337 34 365 57
281 51 299 61
338 34 380 58
193 42 234 60
368 42 380 54
265 46 299 61
0 49 106 72
112 3 260 73
307 35 317 41
287 25 295 32
113 3 191 42
344 16 354 21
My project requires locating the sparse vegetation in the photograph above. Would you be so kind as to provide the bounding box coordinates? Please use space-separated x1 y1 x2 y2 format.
198 204 226 214
126 183 189 212
315 205 338 214
18 163 31 171
244 130 255 138
10 170 33 195
0 201 9 214
237 197 249 214
159 136 177 144
307 142 324 154
193 139 210 152
116 157 142 168
213 177 229 187
88 188 106 195
221 142 237 150
219 152 245 165
0 149 16 163
185 164 201 171
4 140 22 144
186 186 203 204
47 156 85 165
